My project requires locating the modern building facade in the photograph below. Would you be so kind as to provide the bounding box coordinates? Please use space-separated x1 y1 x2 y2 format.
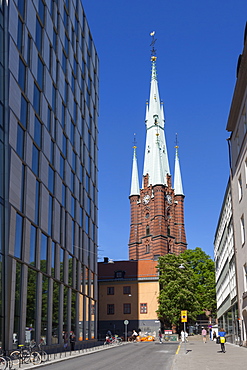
129 52 187 260
226 23 247 345
98 259 159 339
214 181 239 344
1 0 99 350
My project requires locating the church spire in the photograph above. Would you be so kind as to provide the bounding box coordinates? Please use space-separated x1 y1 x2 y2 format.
174 134 184 196
130 136 140 196
142 32 170 187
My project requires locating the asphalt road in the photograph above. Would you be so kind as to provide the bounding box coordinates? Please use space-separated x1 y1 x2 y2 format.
45 342 178 370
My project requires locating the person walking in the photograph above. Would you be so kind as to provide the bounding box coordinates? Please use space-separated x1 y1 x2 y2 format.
158 329 162 344
218 328 226 353
70 331 76 351
180 330 185 342
201 327 207 343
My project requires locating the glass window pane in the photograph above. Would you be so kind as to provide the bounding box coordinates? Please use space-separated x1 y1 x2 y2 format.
35 17 42 52
33 84 41 115
32 144 39 176
20 95 28 128
18 58 26 91
40 233 47 272
14 213 23 258
30 225 37 265
17 124 24 158
34 116 41 147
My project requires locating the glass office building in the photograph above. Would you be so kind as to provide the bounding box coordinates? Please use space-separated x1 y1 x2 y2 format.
0 0 99 350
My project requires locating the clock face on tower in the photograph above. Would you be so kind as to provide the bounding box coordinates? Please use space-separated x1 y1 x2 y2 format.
143 194 150 204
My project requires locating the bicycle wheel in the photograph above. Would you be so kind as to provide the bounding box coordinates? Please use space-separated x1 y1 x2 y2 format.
9 351 20 367
22 350 31 364
4 356 13 369
40 351 48 362
0 356 7 370
30 352 41 365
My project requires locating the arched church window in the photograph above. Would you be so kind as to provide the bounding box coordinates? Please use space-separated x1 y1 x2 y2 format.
146 225 150 236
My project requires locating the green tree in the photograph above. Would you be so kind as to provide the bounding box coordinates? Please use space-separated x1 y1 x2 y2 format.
157 248 216 328
181 247 217 318
157 253 200 328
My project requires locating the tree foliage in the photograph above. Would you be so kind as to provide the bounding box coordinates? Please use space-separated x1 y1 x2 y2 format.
157 248 216 328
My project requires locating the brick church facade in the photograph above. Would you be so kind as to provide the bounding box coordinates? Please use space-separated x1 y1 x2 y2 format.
98 35 187 338
129 50 187 260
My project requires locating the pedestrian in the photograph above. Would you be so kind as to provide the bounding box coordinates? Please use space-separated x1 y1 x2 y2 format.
213 331 217 341
180 330 185 342
63 331 68 349
185 331 188 342
131 329 138 342
158 329 162 344
201 327 207 343
218 328 226 353
70 331 76 351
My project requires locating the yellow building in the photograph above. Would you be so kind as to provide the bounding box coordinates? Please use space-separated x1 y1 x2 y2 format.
98 259 160 339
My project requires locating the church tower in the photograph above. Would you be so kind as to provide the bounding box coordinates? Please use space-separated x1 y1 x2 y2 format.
128 34 187 260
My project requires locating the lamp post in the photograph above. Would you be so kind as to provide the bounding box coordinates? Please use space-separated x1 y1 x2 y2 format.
179 264 188 354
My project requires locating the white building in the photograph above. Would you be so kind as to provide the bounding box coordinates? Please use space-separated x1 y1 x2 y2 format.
214 181 238 343
226 24 247 345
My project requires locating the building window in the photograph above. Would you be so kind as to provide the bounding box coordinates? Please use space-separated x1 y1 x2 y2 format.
60 154 65 179
35 17 42 53
16 124 25 158
123 303 131 314
146 225 150 236
18 57 26 91
14 213 23 258
33 84 41 115
17 17 23 52
37 56 44 90
107 287 114 295
20 95 28 128
244 264 247 292
107 304 114 315
115 270 125 279
245 159 247 187
40 233 47 273
140 303 147 314
48 166 55 194
34 116 42 147
145 244 150 254
35 180 40 225
240 215 245 246
30 224 37 265
32 144 39 176
123 286 131 295
238 175 243 201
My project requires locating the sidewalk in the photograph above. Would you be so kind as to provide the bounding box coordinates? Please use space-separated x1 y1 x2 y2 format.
172 335 247 370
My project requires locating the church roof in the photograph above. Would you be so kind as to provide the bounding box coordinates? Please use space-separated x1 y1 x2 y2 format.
142 52 170 187
130 145 140 196
174 144 184 196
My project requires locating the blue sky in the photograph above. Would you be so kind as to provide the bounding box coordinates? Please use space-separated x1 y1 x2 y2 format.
82 0 247 261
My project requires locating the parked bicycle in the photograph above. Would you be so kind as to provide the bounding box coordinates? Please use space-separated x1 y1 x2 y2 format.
0 356 6 370
33 341 48 362
0 347 13 369
10 344 41 366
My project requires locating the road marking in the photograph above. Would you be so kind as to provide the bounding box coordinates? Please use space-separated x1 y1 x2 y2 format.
176 344 181 355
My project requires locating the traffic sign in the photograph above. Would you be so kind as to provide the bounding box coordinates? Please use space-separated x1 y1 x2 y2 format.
124 320 129 325
181 310 187 322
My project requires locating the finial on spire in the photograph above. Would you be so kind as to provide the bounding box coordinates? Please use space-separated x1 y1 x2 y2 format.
150 31 157 60
175 133 179 149
133 133 137 149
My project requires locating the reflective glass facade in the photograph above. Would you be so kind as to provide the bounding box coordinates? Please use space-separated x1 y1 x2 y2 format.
2 0 99 350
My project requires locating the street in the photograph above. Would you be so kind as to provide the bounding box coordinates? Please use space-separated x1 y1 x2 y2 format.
44 342 178 370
